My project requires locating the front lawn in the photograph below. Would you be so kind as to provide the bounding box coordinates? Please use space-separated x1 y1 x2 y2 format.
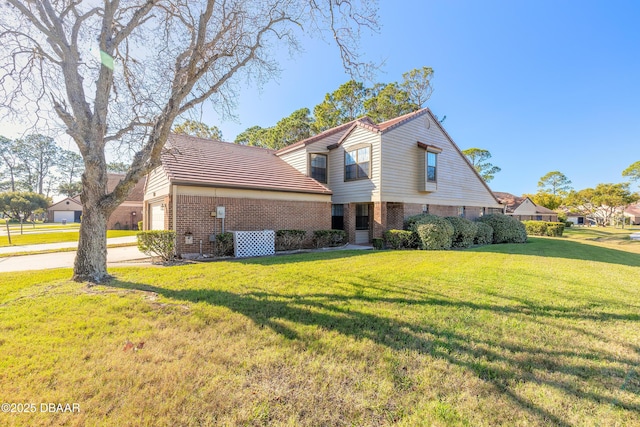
0 235 639 426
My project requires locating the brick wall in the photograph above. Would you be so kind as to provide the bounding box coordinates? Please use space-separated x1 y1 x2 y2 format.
169 195 331 255
108 205 143 230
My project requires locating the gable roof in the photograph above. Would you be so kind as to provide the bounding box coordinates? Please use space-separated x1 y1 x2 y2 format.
107 173 146 202
493 192 556 215
48 196 82 210
161 134 332 195
276 109 431 155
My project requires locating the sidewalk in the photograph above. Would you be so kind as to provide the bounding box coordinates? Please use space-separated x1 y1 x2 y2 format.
0 236 137 255
0 245 150 273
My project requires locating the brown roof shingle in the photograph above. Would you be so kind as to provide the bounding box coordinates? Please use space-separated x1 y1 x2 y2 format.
107 173 146 202
162 134 332 195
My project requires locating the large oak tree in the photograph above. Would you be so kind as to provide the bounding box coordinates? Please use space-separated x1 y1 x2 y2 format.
0 0 378 282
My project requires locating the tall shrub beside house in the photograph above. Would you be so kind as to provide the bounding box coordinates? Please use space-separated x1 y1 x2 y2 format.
474 222 494 245
406 214 454 250
444 216 478 248
477 214 527 244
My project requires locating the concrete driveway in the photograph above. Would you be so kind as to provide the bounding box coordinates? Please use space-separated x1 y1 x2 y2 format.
0 237 151 273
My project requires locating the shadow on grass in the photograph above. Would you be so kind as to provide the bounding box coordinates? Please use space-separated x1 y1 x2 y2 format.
469 237 640 267
231 249 380 266
108 279 640 426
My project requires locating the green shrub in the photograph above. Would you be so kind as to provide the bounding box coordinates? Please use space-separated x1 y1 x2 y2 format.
383 229 417 249
474 222 494 245
137 220 143 231
522 220 548 236
416 222 454 250
313 230 346 248
477 214 527 244
406 214 454 250
444 216 478 248
522 221 565 237
545 222 565 237
137 230 176 261
213 232 234 257
372 238 384 250
275 229 307 251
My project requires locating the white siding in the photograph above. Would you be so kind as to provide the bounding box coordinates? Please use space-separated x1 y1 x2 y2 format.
144 166 170 200
380 115 501 208
329 127 381 204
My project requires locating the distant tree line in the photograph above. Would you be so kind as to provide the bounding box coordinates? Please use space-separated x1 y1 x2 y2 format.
0 134 140 199
228 67 435 150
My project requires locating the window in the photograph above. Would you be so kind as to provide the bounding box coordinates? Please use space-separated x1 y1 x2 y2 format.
310 153 327 183
458 206 465 217
332 204 344 230
355 204 370 230
427 151 437 182
345 146 370 181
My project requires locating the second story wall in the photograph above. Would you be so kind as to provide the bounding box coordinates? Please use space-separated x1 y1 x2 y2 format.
329 126 381 204
380 113 501 208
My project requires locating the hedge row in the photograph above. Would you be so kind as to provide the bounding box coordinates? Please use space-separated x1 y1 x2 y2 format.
521 221 565 237
384 213 528 251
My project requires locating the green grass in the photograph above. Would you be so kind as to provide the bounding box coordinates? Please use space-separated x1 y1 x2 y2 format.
0 231 639 426
0 230 137 247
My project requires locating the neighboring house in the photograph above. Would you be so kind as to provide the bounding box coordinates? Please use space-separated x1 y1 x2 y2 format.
106 173 146 230
47 197 82 223
493 192 559 222
566 213 592 226
143 135 333 255
277 108 503 244
624 204 640 225
47 173 146 229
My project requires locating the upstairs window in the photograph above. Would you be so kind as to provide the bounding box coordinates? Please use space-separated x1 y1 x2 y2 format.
427 151 437 182
309 153 327 183
345 146 370 181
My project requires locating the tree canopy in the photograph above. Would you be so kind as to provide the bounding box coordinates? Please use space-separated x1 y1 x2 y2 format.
564 183 638 226
0 191 50 221
462 148 501 183
537 171 573 196
173 120 223 140
622 161 640 183
0 0 379 282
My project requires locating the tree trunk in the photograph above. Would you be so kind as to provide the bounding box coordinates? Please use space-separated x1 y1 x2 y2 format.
72 158 112 283
73 203 110 282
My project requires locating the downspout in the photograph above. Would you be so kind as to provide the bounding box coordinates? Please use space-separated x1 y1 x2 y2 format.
173 184 178 257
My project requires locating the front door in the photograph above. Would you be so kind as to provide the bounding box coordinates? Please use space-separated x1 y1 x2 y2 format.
355 203 371 244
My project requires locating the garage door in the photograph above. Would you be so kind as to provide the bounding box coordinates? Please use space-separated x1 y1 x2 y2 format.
150 202 165 230
54 211 75 223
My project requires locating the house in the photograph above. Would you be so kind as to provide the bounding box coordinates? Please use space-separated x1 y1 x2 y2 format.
493 192 559 222
47 196 82 223
143 135 333 255
566 212 591 226
106 173 146 230
624 204 640 225
47 173 146 229
276 108 503 244
145 108 504 254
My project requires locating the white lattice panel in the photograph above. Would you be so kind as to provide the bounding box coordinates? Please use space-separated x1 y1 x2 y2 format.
233 230 275 258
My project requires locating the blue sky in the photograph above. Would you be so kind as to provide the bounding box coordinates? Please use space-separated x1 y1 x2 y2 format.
204 0 640 196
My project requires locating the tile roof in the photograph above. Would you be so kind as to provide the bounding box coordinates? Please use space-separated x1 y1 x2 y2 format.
107 173 146 202
625 204 640 216
162 134 332 195
276 109 431 155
